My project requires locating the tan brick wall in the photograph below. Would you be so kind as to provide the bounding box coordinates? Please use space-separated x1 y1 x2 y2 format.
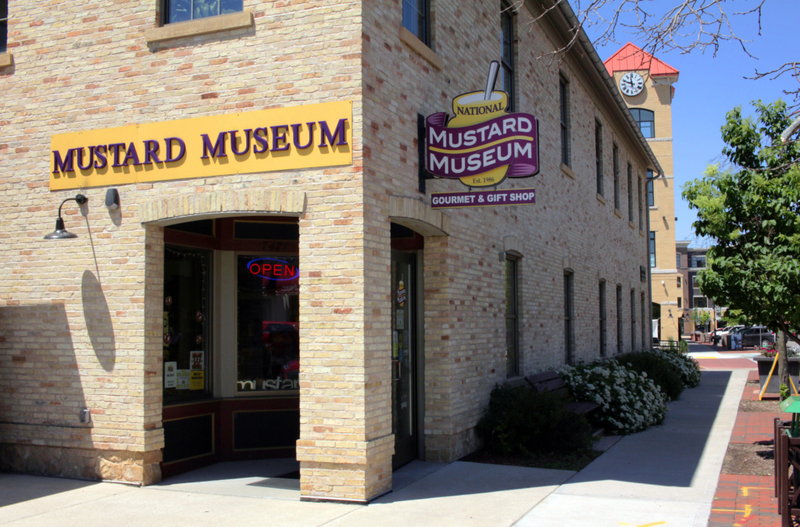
1 0 654 500
363 1 651 463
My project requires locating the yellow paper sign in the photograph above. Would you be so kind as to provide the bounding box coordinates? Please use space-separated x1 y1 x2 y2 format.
50 100 353 190
189 370 205 391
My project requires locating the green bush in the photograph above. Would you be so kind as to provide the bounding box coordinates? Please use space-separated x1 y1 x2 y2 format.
678 339 689 354
617 351 685 401
559 359 668 434
476 385 594 457
654 347 702 388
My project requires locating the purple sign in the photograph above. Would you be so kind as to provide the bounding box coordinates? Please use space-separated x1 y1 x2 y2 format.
426 112 539 179
431 189 536 209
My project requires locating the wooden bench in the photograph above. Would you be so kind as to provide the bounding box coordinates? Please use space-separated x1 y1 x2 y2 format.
525 371 600 416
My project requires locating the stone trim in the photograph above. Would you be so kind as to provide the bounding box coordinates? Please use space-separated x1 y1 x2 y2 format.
145 10 254 44
596 193 607 205
561 163 575 180
139 189 306 224
0 53 13 70
503 235 524 256
399 26 443 71
389 195 450 236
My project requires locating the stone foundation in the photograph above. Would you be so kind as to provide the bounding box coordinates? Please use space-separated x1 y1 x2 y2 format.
0 444 162 486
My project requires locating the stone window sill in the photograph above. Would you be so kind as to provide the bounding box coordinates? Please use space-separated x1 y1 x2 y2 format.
561 163 575 180
596 193 606 205
0 53 13 70
145 10 254 44
399 26 443 71
614 208 623 219
629 220 636 230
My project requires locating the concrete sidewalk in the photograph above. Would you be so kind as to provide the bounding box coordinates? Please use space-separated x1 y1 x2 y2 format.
0 369 747 527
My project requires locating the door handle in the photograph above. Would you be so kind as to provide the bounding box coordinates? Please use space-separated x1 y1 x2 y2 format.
392 359 401 381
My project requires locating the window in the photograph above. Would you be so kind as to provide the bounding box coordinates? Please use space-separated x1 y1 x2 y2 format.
630 108 655 138
595 120 603 195
676 254 681 269
505 256 519 376
677 297 682 308
677 276 682 288
627 163 633 222
564 272 574 363
403 0 429 45
599 281 607 357
560 77 570 167
164 0 243 24
638 176 643 228
0 0 6 53
691 275 698 288
613 144 620 210
237 255 299 392
694 297 708 309
649 231 656 267
616 285 623 354
646 170 654 207
692 255 706 268
501 3 515 111
641 292 647 350
631 289 637 351
163 245 212 402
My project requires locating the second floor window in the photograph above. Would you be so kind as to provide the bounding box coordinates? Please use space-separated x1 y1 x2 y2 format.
649 231 656 268
560 78 570 167
631 108 655 138
613 144 620 210
595 121 604 195
501 3 515 111
627 163 633 222
1 0 7 53
403 0 429 45
164 0 243 24
646 169 655 207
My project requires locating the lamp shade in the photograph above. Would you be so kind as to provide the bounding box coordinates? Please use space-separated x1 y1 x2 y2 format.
44 217 78 239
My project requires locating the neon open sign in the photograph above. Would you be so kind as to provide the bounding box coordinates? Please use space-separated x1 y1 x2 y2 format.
247 258 299 281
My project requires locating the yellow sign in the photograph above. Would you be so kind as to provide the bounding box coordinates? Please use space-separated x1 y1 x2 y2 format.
189 370 204 391
50 100 353 190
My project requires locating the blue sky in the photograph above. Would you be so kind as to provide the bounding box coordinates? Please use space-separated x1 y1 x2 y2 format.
587 0 800 245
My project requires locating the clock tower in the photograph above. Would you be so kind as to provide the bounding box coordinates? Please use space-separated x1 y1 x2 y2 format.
605 43 682 343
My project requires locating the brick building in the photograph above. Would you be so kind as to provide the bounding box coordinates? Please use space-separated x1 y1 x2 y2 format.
604 44 680 343
676 242 716 334
0 0 659 502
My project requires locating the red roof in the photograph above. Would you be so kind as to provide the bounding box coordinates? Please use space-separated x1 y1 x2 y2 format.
604 43 679 77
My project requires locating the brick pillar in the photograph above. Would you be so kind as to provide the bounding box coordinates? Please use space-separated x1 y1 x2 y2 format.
295 191 394 502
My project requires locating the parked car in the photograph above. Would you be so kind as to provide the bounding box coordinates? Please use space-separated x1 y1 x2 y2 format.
739 326 775 348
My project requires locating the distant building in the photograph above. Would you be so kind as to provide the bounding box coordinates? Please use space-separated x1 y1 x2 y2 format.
676 243 716 333
605 43 681 342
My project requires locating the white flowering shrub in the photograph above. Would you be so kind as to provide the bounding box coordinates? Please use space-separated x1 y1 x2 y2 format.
652 347 702 388
559 360 669 435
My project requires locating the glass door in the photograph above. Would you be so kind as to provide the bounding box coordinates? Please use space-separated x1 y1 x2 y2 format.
391 250 417 469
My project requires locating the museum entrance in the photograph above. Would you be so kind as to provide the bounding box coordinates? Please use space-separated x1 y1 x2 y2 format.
160 216 301 478
390 222 424 470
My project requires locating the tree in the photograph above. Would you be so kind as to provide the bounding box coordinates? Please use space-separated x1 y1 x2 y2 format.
682 99 800 387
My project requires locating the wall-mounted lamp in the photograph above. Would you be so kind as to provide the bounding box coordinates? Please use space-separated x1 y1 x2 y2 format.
44 194 88 240
105 188 120 211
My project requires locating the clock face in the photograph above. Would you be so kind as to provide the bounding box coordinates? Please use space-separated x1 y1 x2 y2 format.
620 72 644 96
